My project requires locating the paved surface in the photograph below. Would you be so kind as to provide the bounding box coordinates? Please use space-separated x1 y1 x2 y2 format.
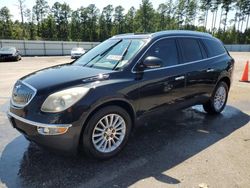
0 53 249 188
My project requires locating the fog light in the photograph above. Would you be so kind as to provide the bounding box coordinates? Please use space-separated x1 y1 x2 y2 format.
37 126 69 135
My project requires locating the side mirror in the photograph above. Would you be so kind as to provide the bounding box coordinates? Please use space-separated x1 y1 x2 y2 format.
142 56 163 69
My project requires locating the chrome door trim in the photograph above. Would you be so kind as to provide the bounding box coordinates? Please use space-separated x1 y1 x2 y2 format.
175 76 185 81
206 68 215 72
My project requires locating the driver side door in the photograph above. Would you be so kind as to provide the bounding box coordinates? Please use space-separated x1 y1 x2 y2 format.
136 38 187 115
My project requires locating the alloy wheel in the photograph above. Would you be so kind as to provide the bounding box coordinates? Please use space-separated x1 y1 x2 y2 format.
214 85 226 111
92 114 126 153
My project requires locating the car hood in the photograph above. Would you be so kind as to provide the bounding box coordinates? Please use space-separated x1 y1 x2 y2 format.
21 64 113 91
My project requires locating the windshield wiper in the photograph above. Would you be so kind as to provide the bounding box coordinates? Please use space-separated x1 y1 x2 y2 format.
85 39 122 67
113 40 132 70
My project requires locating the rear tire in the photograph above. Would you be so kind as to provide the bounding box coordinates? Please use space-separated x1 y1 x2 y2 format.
203 81 228 114
82 106 132 160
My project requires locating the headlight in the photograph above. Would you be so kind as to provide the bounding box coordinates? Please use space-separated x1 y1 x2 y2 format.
41 87 89 113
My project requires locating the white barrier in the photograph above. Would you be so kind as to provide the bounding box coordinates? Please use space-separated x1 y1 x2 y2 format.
0 40 100 56
224 44 250 52
0 40 249 56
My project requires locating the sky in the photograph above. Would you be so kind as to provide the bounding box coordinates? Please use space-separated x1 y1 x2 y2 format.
0 0 244 31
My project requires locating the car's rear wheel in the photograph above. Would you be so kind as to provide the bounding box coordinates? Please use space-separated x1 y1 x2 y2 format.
203 81 228 114
82 106 132 159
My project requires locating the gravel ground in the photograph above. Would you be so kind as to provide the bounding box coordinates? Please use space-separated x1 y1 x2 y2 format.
0 53 249 188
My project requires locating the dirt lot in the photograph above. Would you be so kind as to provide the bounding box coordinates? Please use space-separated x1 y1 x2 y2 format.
0 53 249 188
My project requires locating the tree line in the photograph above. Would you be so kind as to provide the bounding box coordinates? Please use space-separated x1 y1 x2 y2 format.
0 0 250 44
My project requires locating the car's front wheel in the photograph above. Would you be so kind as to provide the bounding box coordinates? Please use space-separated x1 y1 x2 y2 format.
203 81 229 114
82 106 132 159
15 55 21 61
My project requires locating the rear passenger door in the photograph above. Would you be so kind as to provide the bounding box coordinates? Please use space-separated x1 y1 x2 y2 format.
177 38 211 100
202 38 228 88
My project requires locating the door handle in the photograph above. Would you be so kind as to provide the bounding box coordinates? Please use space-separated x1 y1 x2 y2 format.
206 68 215 72
175 76 185 81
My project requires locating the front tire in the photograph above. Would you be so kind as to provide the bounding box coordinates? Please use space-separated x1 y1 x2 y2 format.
82 106 132 160
203 81 229 114
15 55 21 61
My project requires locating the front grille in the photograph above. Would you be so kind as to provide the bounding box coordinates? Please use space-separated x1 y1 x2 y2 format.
11 80 36 108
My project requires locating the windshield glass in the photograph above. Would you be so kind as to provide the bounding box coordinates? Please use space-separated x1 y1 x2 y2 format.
0 47 16 52
74 38 146 70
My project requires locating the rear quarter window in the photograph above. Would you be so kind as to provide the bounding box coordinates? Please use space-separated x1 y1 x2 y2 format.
202 39 226 57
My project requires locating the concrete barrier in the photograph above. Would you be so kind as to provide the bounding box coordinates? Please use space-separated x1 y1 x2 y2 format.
224 44 250 52
0 40 100 56
0 40 249 56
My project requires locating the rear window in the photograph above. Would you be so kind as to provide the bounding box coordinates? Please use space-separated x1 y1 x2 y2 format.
178 38 203 63
202 39 226 57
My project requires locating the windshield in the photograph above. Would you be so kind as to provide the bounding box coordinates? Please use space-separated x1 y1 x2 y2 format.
0 47 16 52
74 38 146 70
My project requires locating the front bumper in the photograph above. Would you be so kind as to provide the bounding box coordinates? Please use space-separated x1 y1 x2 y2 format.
7 111 81 154
0 55 15 61
71 54 82 59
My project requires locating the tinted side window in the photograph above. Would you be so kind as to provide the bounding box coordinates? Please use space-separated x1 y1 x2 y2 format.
198 40 208 58
179 38 203 63
202 39 226 57
144 39 178 68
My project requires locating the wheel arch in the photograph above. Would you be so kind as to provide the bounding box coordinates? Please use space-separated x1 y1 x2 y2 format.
78 99 136 148
217 76 231 89
86 100 135 125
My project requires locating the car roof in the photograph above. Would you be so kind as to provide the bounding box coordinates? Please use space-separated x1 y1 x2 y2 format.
112 30 213 40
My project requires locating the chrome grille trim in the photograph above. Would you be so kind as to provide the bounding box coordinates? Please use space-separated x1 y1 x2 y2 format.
11 80 37 108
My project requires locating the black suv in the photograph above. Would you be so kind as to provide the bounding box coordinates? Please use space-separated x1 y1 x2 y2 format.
7 30 234 159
